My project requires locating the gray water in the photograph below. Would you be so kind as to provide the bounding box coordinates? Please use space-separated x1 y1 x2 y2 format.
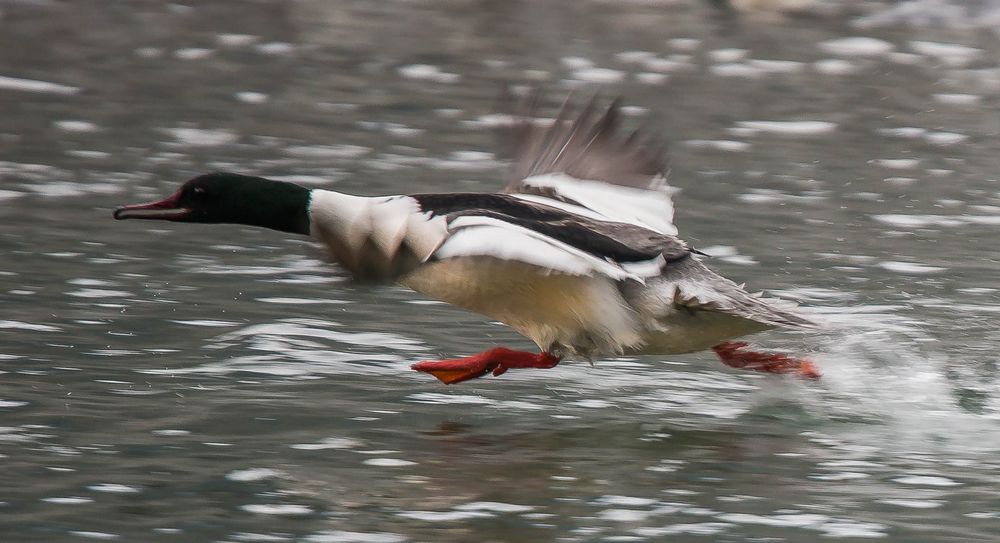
2 1 1000 541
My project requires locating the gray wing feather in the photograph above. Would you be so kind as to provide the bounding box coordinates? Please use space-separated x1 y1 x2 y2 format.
643 257 819 330
497 92 669 191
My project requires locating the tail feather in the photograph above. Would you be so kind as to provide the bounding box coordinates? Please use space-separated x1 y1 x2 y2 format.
665 258 819 330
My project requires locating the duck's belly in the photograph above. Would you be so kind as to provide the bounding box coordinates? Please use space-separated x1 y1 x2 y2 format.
400 257 641 355
628 310 772 355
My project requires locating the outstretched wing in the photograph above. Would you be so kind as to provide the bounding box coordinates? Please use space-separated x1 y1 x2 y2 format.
496 93 677 236
411 192 692 282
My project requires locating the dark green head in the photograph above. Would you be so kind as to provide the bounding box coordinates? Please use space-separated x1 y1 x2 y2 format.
114 172 312 235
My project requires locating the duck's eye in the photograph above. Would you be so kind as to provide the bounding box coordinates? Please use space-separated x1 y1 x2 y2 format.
192 187 206 197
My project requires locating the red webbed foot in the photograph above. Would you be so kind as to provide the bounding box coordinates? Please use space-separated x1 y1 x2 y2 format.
712 341 821 379
411 347 561 385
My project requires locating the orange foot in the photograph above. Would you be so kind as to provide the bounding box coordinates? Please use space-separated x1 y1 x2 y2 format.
411 347 561 385
712 341 821 379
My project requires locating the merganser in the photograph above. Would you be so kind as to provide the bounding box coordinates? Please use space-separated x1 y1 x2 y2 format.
114 96 820 384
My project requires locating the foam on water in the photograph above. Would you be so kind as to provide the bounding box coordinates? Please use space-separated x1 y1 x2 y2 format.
174 47 213 60
304 532 406 543
254 42 295 55
66 288 134 299
235 91 269 104
893 475 961 486
256 297 348 305
669 38 701 50
598 508 655 522
42 497 94 504
933 93 980 105
909 40 981 66
615 50 655 63
571 67 626 83
68 532 120 540
878 261 946 274
362 458 416 467
924 131 967 145
598 495 659 507
560 56 592 69
169 319 241 327
290 437 362 450
397 64 460 83
161 127 238 146
873 158 920 169
226 468 286 482
87 484 141 494
791 303 1000 460
54 120 100 132
814 59 857 75
0 75 80 94
878 498 944 509
397 510 493 522
736 121 837 135
217 34 259 47
710 63 765 78
818 36 895 56
683 139 751 152
151 429 190 436
240 504 313 515
454 501 534 513
873 214 962 227
0 320 60 332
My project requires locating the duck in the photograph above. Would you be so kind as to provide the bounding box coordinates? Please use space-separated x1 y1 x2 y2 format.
114 95 821 385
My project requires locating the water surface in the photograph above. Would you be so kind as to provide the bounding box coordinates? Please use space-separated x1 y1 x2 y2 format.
2 1 1000 541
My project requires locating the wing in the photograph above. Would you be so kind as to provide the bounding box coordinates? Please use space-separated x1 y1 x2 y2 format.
411 193 692 281
496 92 677 236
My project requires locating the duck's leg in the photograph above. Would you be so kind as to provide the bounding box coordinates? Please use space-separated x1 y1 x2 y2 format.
712 341 821 379
412 347 561 385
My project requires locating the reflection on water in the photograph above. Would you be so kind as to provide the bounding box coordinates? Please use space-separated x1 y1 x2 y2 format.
2 0 1000 541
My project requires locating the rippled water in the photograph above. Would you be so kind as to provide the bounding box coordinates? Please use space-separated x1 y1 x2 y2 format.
2 1 1000 541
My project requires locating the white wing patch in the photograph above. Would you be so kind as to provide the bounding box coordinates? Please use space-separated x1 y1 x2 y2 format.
435 215 639 282
516 172 678 235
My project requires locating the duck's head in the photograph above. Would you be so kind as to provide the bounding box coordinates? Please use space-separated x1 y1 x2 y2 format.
113 172 311 235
